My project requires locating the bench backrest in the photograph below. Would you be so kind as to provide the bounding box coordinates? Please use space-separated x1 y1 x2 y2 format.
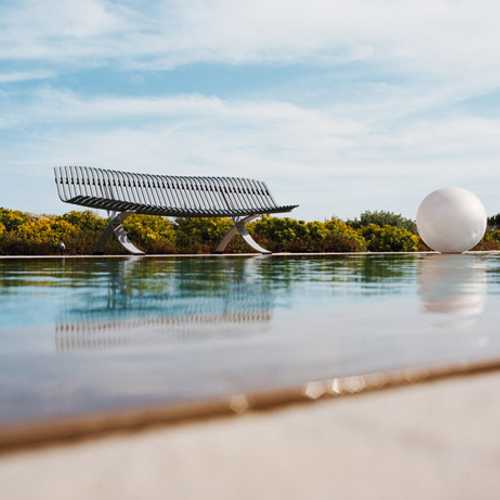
54 166 279 214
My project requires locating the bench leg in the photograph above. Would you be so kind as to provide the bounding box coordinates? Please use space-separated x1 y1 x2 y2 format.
95 211 145 255
216 215 271 254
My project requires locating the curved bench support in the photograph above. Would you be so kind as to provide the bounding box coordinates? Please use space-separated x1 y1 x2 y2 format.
95 211 145 255
216 215 271 254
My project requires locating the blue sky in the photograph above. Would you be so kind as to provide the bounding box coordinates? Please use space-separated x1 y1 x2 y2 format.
1 0 500 220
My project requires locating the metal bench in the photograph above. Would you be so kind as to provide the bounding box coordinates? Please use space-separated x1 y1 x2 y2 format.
54 166 298 255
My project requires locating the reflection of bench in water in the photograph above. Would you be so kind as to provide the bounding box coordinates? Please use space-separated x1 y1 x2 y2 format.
55 299 272 352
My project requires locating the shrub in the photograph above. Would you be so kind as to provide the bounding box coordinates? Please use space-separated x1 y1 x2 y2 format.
62 210 106 232
0 208 30 231
252 216 309 252
360 224 419 252
474 228 500 251
323 218 367 252
3 216 79 254
0 207 428 255
347 210 416 233
488 214 500 228
123 215 176 253
250 216 367 252
174 217 234 253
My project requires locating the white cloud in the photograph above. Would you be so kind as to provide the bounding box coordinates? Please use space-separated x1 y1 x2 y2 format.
3 0 124 38
1 0 500 82
1 1 500 218
0 70 55 83
0 0 131 61
2 90 500 218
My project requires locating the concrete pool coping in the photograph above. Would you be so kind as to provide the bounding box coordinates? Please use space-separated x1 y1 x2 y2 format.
2 356 500 455
3 367 500 500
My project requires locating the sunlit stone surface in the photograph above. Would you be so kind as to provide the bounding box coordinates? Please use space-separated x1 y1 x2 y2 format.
416 187 487 253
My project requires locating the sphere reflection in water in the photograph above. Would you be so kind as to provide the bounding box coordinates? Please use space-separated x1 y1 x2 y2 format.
417 255 486 328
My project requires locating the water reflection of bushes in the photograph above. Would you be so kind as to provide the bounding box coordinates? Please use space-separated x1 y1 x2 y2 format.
5 254 487 354
0 255 419 295
254 255 417 293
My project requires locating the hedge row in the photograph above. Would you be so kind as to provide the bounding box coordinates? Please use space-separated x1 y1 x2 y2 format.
0 208 498 255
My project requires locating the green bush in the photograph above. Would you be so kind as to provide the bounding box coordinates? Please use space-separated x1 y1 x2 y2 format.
360 224 419 252
488 214 500 228
62 210 106 232
250 216 366 252
174 217 234 253
0 207 456 255
0 208 29 231
0 208 106 255
323 218 367 252
251 216 309 252
2 216 79 254
123 215 176 254
474 228 500 251
347 210 416 233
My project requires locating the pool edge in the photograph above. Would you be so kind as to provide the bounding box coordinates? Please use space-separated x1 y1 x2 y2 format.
2 356 500 455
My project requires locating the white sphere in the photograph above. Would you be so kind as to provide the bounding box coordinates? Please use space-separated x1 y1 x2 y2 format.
416 187 487 253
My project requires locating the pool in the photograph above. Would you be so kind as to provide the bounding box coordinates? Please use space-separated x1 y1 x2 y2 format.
1 254 499 430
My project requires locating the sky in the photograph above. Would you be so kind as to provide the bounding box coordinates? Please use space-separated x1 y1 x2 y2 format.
1 0 500 220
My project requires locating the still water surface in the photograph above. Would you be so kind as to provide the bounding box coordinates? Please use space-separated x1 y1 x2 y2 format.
1 254 499 425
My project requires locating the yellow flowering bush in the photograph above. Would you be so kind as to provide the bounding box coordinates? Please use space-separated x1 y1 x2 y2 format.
0 207 461 255
251 216 367 252
323 218 367 252
0 208 29 231
123 215 176 253
174 217 234 253
473 228 500 251
10 217 78 254
62 210 106 232
359 224 419 252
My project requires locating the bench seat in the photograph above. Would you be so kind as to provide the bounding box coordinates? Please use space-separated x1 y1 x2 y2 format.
54 166 298 254
64 195 297 218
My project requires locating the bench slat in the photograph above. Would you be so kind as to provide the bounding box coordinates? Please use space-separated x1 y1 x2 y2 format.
54 166 297 218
